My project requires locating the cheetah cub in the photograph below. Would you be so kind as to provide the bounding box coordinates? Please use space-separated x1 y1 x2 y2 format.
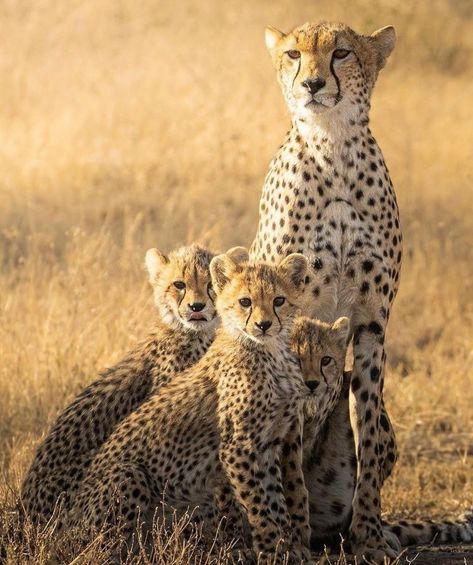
69 253 316 562
20 243 241 527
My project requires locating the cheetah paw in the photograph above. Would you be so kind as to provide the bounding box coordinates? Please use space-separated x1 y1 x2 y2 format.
382 527 401 553
353 541 398 564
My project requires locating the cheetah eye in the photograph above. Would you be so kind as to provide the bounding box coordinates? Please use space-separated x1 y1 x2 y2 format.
273 296 286 307
239 298 252 308
320 356 332 368
173 281 186 290
286 49 301 60
333 49 350 60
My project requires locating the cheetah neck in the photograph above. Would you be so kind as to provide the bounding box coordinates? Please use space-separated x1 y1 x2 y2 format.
294 113 372 163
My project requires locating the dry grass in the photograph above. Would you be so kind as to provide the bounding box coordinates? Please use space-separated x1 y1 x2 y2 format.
0 0 472 562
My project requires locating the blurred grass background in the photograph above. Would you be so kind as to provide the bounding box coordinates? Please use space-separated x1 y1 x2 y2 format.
0 0 472 561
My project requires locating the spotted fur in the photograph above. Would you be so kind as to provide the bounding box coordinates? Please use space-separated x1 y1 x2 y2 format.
66 254 352 562
20 243 221 527
250 20 402 562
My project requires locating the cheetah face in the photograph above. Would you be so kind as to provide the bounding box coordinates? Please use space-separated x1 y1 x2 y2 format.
210 252 309 345
146 244 220 333
264 22 395 122
290 316 350 397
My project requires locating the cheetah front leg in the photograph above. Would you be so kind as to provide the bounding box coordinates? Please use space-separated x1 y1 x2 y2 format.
219 431 293 561
281 410 312 563
349 314 398 562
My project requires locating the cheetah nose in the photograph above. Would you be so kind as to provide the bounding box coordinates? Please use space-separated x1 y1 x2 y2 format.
189 302 205 312
302 77 326 95
255 320 272 333
306 380 319 392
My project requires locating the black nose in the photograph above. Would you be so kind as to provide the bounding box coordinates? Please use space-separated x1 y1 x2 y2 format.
302 78 326 95
189 302 205 312
255 320 272 333
306 380 319 392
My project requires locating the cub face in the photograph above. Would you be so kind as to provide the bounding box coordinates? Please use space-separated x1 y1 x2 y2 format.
145 244 219 332
265 21 395 121
290 316 350 394
210 252 308 345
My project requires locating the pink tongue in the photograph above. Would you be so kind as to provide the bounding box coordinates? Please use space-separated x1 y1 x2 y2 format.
190 312 206 321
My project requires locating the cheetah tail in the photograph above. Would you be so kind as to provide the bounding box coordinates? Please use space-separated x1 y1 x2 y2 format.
382 508 473 546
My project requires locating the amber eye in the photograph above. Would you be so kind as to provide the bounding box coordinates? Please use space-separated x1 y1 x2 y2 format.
333 49 350 60
273 296 285 307
286 49 301 60
239 298 252 308
321 356 332 368
173 281 186 290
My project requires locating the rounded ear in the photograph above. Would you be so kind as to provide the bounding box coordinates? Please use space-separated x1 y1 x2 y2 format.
278 253 308 290
265 25 285 51
210 253 241 293
225 246 249 264
369 26 396 69
145 248 169 284
331 316 351 347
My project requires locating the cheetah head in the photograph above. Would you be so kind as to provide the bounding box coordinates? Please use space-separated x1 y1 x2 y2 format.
210 252 308 345
290 316 350 394
145 244 248 333
265 21 395 122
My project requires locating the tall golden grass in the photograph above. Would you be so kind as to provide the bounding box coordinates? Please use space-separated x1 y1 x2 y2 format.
1 0 472 562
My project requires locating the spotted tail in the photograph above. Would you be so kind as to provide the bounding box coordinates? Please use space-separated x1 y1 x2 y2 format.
383 509 473 546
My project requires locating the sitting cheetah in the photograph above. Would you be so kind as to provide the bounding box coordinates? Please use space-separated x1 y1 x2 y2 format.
293 339 472 552
20 243 234 527
250 20 403 560
68 253 335 562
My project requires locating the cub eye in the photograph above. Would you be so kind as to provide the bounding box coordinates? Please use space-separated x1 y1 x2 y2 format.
239 298 252 308
273 296 286 307
321 356 332 367
333 49 350 60
286 49 301 60
173 281 186 290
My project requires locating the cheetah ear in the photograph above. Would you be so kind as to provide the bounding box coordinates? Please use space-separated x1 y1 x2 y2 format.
265 26 285 51
369 26 396 70
331 317 351 348
278 253 308 290
145 248 169 284
225 246 249 264
210 253 242 293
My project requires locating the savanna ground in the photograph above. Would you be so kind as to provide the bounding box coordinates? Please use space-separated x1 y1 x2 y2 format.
0 0 472 563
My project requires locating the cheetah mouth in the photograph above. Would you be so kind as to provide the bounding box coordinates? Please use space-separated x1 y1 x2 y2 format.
188 313 208 322
305 94 341 110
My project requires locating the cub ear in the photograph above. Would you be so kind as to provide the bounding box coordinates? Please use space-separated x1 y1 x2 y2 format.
331 316 351 347
225 246 249 264
369 25 396 69
265 25 285 51
145 248 169 284
278 253 308 290
210 253 241 293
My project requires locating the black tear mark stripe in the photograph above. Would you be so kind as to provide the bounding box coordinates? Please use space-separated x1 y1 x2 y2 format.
292 57 302 90
273 303 282 330
206 284 215 304
177 287 186 308
329 56 341 102
244 307 253 332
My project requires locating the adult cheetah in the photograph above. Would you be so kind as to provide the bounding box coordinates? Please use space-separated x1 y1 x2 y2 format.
68 253 347 562
20 243 233 527
250 21 402 560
